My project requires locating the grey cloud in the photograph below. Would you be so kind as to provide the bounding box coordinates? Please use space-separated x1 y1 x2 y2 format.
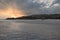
0 0 60 15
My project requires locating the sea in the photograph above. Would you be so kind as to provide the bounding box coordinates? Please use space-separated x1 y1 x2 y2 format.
0 19 60 40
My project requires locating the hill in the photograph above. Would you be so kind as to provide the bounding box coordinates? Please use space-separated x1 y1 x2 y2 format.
6 14 60 20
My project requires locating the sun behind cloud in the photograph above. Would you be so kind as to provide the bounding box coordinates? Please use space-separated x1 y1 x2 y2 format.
0 5 27 19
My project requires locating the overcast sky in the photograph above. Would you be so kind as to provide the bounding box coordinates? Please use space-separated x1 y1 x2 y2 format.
0 0 60 18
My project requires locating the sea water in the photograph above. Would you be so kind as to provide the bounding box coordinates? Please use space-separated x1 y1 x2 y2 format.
0 19 60 40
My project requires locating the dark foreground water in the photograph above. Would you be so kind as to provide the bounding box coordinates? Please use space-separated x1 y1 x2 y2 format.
0 20 60 40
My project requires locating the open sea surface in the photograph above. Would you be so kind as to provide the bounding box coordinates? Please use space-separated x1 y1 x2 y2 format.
0 19 60 40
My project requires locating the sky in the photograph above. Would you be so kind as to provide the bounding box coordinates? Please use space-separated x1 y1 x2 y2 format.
0 0 60 19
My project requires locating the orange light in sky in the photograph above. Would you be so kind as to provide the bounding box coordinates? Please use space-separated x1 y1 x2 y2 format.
0 5 26 18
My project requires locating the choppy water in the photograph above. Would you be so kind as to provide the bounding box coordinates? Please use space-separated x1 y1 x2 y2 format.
0 20 60 40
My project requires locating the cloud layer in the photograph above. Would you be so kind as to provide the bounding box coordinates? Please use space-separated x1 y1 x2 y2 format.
0 0 60 18
26 0 60 14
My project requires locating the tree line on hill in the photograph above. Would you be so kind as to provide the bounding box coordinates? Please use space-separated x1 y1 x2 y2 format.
6 14 60 20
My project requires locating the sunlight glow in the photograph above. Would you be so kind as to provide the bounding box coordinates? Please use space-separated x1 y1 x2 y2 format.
0 5 27 18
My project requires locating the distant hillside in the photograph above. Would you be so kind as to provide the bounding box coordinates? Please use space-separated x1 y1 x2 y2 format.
6 14 60 20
